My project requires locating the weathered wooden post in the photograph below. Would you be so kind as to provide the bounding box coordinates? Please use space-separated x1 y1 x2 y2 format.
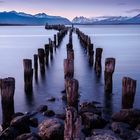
34 54 38 81
23 59 33 93
0 77 15 129
104 58 116 94
122 77 136 109
65 79 79 106
54 34 57 47
38 48 45 73
64 107 81 140
88 50 94 66
95 48 103 76
45 44 49 65
67 49 74 61
64 59 74 79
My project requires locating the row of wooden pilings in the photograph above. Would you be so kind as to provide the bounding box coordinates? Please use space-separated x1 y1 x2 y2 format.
0 25 68 130
63 28 82 139
75 27 137 108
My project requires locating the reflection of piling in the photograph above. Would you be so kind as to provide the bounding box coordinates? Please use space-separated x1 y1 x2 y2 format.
65 79 79 107
64 107 81 140
95 48 103 76
122 77 136 109
38 48 45 74
0 77 15 129
23 59 33 93
104 58 116 94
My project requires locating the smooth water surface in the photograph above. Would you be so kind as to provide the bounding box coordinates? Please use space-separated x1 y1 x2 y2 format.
0 25 140 123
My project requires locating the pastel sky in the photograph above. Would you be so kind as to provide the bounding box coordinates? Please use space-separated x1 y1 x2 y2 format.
0 0 140 20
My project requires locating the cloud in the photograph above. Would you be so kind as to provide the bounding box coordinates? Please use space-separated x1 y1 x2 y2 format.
126 9 140 13
117 2 126 6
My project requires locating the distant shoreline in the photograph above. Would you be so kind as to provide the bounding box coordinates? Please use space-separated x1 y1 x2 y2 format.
0 23 140 26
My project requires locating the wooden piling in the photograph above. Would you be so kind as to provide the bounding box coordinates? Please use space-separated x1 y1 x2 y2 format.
54 34 57 47
104 58 116 93
45 44 49 65
64 107 81 140
33 54 38 73
38 48 45 73
0 77 15 129
67 49 74 61
65 79 79 106
23 59 33 93
122 77 136 109
95 48 103 76
64 59 74 79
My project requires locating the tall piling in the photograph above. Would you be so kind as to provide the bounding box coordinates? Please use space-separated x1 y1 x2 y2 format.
23 59 33 93
104 58 116 94
0 77 15 129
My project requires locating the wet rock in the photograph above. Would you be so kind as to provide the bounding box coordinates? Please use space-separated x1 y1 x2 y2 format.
12 112 24 119
47 97 56 102
38 118 64 140
16 133 41 140
10 115 30 134
37 105 48 112
62 94 67 101
112 109 140 128
82 112 107 129
136 124 140 133
55 113 66 120
43 110 55 117
0 126 19 140
80 102 102 115
86 129 122 140
111 122 130 139
29 117 38 128
61 89 66 93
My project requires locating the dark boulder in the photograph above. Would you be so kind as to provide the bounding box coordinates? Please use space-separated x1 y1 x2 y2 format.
38 118 64 140
43 110 55 117
16 133 41 140
37 105 48 113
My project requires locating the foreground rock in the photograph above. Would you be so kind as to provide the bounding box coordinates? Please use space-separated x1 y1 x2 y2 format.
16 133 41 140
86 129 122 140
38 118 64 140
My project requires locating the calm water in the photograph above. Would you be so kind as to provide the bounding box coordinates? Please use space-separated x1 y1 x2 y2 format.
0 25 140 123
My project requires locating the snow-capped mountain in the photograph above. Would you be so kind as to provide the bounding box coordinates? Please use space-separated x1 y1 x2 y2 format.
72 14 140 24
0 11 71 25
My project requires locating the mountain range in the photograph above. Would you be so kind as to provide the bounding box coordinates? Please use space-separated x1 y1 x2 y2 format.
0 11 140 25
0 11 71 25
72 14 140 25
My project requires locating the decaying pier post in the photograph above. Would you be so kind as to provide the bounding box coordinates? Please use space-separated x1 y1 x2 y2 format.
64 107 82 140
38 48 45 73
54 34 57 47
0 77 15 129
122 77 136 109
45 44 49 65
65 79 79 106
95 48 103 76
34 54 38 73
104 58 116 94
23 59 33 93
64 59 74 79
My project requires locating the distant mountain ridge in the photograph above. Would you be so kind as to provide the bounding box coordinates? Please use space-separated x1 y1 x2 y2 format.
0 11 71 25
72 14 140 24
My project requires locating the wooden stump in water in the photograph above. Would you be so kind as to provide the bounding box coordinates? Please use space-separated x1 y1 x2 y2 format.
67 49 74 61
0 77 15 129
38 48 45 73
54 34 57 47
33 54 38 73
95 48 103 76
122 77 136 109
64 59 74 79
104 58 116 94
88 50 94 66
65 79 79 107
23 59 33 93
45 44 49 65
64 107 81 140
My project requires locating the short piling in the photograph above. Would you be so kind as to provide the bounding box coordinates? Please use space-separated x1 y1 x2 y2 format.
122 77 136 109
